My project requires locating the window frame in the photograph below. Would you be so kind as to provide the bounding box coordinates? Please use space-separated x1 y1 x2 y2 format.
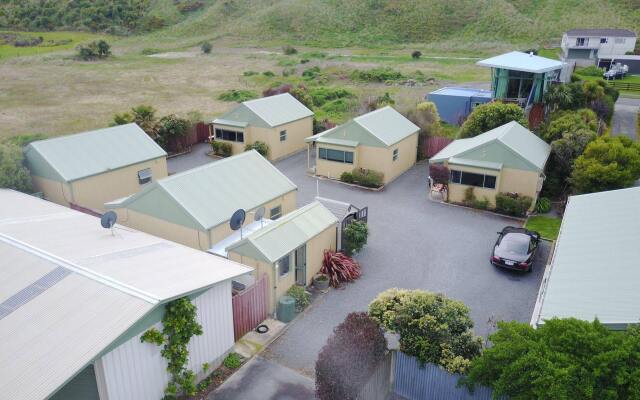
600 37 608 44
575 37 587 46
270 205 282 220
276 253 291 278
392 148 399 161
449 169 497 189
318 147 354 164
137 168 152 185
279 130 287 142
215 128 244 143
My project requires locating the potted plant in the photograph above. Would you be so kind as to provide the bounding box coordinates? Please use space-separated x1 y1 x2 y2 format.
313 273 330 290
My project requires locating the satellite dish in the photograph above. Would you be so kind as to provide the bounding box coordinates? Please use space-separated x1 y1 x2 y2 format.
230 209 246 231
101 211 118 229
254 207 265 222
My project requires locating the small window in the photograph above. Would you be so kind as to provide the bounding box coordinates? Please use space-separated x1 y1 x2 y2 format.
484 175 497 189
280 130 287 142
138 168 152 185
215 128 244 143
392 148 399 161
600 37 608 44
277 254 290 278
270 205 282 220
575 37 587 46
318 147 354 164
450 170 462 184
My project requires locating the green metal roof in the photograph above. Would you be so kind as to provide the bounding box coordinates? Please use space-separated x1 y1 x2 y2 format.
536 187 640 329
430 121 550 172
311 106 419 148
107 151 297 231
213 93 313 128
226 201 337 263
24 124 167 182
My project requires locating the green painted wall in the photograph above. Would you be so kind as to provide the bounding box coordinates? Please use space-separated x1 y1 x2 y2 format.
50 365 99 400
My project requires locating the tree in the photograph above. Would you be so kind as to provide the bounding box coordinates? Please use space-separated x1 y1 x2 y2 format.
368 289 481 373
570 136 640 194
428 163 450 185
156 114 190 149
0 143 33 193
465 319 640 399
545 129 597 196
407 101 442 139
316 312 387 400
458 102 527 139
201 41 212 54
76 40 111 60
411 50 422 59
542 108 598 143
543 84 574 113
343 220 368 255
131 105 158 137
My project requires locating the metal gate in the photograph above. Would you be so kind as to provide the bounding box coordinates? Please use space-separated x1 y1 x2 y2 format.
340 207 368 250
231 275 268 341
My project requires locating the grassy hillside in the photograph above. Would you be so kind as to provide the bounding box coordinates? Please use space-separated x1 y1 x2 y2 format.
149 0 639 47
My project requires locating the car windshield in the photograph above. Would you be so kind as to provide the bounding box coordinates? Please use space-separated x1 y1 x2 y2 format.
498 233 530 255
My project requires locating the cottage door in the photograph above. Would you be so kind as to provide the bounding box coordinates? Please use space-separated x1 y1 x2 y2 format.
295 244 307 286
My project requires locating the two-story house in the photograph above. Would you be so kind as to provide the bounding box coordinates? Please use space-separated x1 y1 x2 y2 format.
561 28 637 67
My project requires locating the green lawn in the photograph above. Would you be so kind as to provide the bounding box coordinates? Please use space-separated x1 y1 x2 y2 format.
0 31 105 60
525 216 562 241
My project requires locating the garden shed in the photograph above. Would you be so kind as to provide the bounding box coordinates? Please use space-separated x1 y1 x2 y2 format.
476 51 567 107
0 189 251 400
305 106 419 186
211 93 314 161
24 123 168 213
532 187 640 330
426 87 492 125
226 201 337 314
106 150 298 251
429 121 550 210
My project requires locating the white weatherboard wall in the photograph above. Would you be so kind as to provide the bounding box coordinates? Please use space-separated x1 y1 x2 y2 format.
98 282 234 400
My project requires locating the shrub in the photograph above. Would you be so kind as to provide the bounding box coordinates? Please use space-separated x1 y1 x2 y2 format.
282 67 296 77
156 114 191 150
458 102 527 138
243 70 258 76
369 289 482 373
316 312 387 400
211 141 232 157
463 186 476 205
302 66 322 80
340 171 354 183
321 250 361 288
244 141 269 157
218 89 258 102
223 353 241 369
465 319 640 399
411 50 422 59
262 71 275 77
535 197 552 214
282 45 298 55
201 41 212 54
473 198 489 210
407 102 442 147
0 143 33 193
141 48 161 55
343 221 368 255
570 136 640 194
495 192 533 217
350 67 405 82
428 163 450 184
542 108 598 142
300 58 310 64
576 65 604 76
309 87 355 107
76 40 111 60
351 168 384 188
287 285 310 312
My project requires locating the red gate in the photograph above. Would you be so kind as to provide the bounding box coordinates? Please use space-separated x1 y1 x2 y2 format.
232 275 269 341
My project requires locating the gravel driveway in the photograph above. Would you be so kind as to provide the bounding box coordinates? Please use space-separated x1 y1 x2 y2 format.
611 97 639 140
261 151 548 377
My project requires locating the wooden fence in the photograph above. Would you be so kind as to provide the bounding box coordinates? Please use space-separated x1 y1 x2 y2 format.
423 136 453 159
231 275 268 341
607 81 640 92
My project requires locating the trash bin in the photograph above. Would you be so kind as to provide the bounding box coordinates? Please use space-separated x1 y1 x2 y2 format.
277 295 296 323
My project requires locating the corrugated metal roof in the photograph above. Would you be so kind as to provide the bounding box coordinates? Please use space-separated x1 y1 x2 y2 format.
477 51 564 74
227 201 337 263
312 106 419 148
109 150 297 231
213 119 249 128
430 121 550 172
537 187 640 327
565 28 636 38
24 124 167 182
429 87 493 98
448 157 503 171
214 93 313 128
315 196 355 221
0 189 252 400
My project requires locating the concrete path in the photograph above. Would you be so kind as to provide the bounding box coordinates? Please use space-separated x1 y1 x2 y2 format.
210 356 315 400
167 143 216 174
611 97 639 140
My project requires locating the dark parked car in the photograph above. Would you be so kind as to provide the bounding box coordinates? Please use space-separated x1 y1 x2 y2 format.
490 227 540 272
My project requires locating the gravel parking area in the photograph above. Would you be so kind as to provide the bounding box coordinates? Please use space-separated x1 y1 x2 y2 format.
611 97 639 140
262 151 548 377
